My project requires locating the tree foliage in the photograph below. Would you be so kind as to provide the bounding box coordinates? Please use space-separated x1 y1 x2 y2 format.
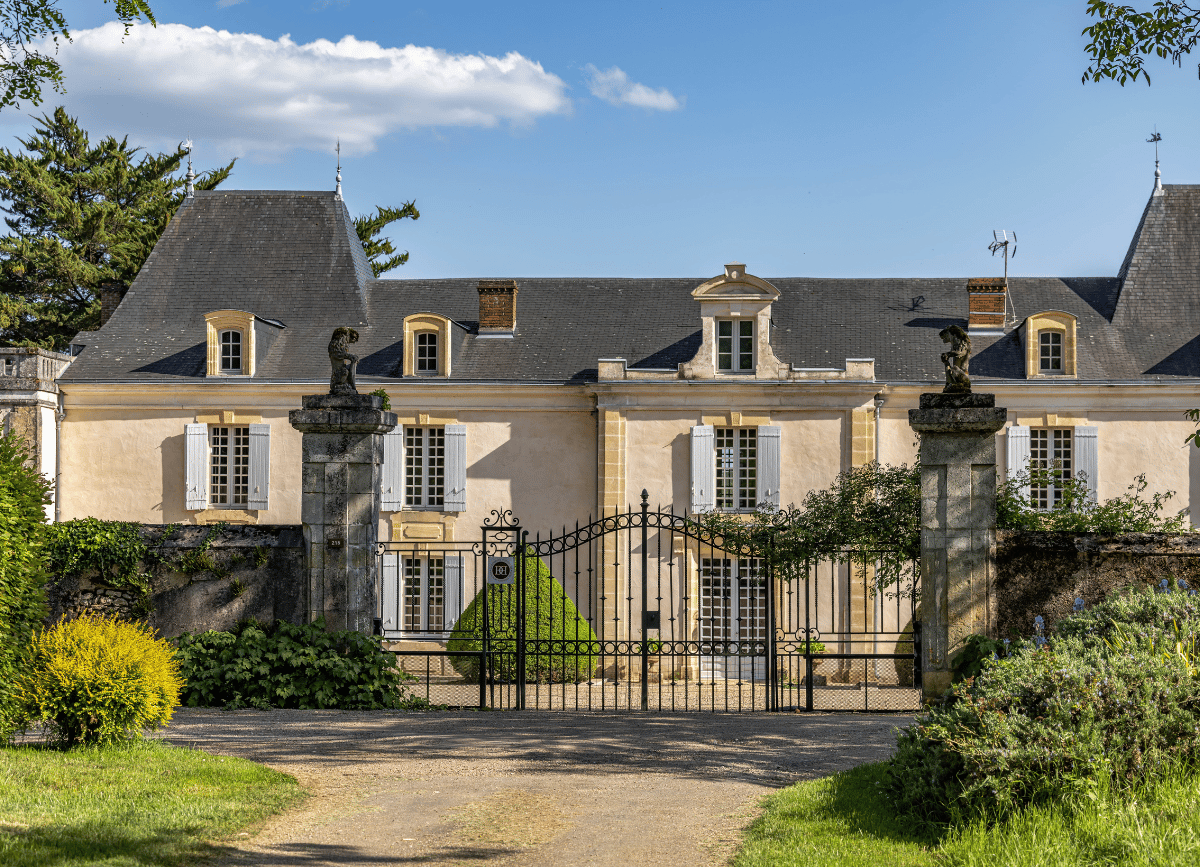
997 468 1188 533
0 108 234 349
353 202 419 277
0 430 51 743
1082 1 1200 84
693 461 921 597
1 1 155 110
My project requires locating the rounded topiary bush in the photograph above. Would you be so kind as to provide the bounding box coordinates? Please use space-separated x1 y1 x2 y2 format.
21 612 183 747
448 553 598 683
174 617 422 710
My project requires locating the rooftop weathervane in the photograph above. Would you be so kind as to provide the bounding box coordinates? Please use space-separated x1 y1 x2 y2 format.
183 136 195 199
335 139 342 200
1148 127 1163 190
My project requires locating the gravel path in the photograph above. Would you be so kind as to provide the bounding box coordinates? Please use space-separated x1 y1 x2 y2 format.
164 708 913 867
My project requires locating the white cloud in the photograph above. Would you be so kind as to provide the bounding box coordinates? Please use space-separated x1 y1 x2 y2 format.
215 0 246 8
23 22 572 158
583 64 681 111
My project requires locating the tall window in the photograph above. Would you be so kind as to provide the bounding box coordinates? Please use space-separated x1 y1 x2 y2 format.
219 330 242 373
715 428 757 510
210 426 249 506
405 427 445 508
1039 331 1062 373
403 557 445 632
415 332 438 373
717 319 753 372
1030 428 1072 510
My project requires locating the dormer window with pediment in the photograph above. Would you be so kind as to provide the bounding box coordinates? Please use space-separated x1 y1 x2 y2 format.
205 310 256 377
679 263 788 380
403 313 452 377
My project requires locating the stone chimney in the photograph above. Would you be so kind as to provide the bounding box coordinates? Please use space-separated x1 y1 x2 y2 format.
967 278 1006 335
98 283 128 327
477 280 518 335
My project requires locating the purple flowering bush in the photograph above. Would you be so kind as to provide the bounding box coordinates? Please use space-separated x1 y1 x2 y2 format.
884 585 1200 828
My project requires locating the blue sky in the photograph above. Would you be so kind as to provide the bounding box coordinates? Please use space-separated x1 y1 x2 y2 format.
3 1 1198 280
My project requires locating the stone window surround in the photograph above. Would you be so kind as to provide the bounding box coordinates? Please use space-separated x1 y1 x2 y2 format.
402 313 452 377
188 410 265 524
204 310 256 377
385 411 462 543
1021 311 1077 379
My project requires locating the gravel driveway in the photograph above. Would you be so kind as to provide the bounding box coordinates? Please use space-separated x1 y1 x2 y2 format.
164 708 913 867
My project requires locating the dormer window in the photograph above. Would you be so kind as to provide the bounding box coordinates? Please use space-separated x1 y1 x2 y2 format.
1039 331 1062 373
415 332 438 374
220 330 243 373
717 319 753 373
205 310 256 377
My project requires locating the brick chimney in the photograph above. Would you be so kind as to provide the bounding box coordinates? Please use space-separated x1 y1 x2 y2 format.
98 283 128 327
967 277 1006 334
477 280 518 335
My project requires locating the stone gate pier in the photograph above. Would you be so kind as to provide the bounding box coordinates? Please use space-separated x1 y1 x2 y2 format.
290 393 397 633
909 392 1007 698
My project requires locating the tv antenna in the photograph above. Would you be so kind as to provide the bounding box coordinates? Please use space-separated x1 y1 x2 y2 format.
988 230 1019 328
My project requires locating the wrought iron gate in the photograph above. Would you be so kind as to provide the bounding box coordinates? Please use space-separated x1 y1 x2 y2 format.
378 493 920 712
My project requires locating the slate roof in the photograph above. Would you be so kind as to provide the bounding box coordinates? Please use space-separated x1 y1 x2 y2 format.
60 187 1200 385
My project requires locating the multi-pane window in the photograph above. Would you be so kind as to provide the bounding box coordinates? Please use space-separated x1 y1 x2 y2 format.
209 426 249 507
717 319 754 372
415 332 438 373
403 557 445 632
699 557 767 680
715 428 757 510
219 330 242 373
1039 331 1062 373
1030 428 1072 510
405 427 445 508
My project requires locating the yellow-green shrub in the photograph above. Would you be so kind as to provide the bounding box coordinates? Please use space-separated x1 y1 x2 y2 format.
21 613 184 747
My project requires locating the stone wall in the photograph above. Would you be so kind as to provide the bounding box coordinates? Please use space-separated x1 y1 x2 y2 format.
48 523 306 638
994 530 1200 638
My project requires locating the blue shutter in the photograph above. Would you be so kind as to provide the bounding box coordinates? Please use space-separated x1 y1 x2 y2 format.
444 424 467 512
1075 426 1098 503
1007 425 1031 502
381 427 404 511
185 423 208 510
247 423 270 510
757 425 781 508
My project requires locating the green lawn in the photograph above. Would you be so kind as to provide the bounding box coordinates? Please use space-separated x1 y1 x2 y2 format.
0 738 307 867
733 761 1200 867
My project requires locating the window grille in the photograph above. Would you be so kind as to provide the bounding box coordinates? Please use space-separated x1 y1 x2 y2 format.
219 330 242 373
717 319 754 372
715 428 757 510
405 427 445 508
1030 428 1072 510
402 557 445 632
416 332 438 373
209 426 249 506
1039 331 1062 373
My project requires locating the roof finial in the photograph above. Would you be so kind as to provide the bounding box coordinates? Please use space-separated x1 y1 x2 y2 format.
184 136 195 199
1148 127 1162 192
335 139 342 200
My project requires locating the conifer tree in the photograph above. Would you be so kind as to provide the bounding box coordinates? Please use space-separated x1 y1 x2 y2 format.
353 202 420 277
0 108 234 349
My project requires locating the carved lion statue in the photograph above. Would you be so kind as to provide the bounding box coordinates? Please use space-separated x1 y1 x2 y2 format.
328 326 360 395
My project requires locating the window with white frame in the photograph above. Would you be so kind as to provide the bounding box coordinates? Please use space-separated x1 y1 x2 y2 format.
380 552 464 636
415 332 438 374
699 557 767 680
1030 428 1072 510
185 423 270 511
1039 331 1063 374
219 330 243 374
209 426 249 506
716 319 753 373
405 427 445 508
715 428 757 510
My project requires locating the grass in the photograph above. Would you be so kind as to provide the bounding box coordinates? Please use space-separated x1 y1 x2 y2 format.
733 761 1200 867
0 738 307 867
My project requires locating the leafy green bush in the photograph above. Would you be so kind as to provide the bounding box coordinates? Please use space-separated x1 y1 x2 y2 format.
20 612 183 747
174 617 424 710
0 431 51 743
997 469 1188 533
447 553 598 683
44 517 150 592
884 586 1200 829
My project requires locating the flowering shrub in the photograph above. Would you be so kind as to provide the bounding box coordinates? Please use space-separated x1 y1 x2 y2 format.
21 612 183 747
884 585 1200 828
